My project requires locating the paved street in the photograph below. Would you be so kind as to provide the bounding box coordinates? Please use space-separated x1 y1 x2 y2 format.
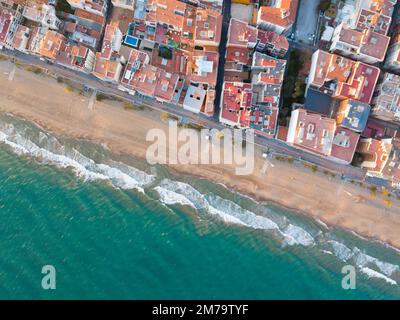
213 0 231 121
294 0 320 45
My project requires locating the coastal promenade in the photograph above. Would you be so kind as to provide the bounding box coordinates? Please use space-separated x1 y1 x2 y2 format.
0 38 392 192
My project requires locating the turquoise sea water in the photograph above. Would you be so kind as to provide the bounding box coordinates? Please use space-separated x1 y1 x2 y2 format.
0 114 399 299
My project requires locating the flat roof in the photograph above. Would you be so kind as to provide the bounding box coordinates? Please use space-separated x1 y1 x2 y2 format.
183 85 206 113
337 99 370 132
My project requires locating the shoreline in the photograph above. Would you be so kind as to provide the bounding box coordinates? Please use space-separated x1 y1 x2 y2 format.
1 60 400 250
170 166 400 254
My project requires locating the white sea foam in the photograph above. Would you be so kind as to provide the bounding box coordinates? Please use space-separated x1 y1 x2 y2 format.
206 194 280 230
315 218 329 230
156 180 281 230
329 240 354 262
0 124 154 192
155 180 318 246
327 240 399 281
96 164 145 192
282 224 315 246
0 129 110 181
154 186 196 208
157 179 208 209
352 247 399 277
2 122 399 283
360 267 397 286
207 205 250 226
375 260 399 277
108 160 155 187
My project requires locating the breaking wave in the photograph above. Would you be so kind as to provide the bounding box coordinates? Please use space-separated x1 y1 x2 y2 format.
330 240 354 262
154 179 399 285
1 118 399 286
360 267 397 286
206 194 280 230
282 224 315 246
0 122 154 192
328 240 399 285
156 179 208 209
329 241 399 276
155 179 314 246
154 186 197 208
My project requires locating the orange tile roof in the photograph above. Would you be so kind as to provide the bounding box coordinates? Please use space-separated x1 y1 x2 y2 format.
356 8 391 35
151 46 189 75
226 46 251 65
56 41 92 70
99 23 121 59
154 68 180 102
38 30 65 60
130 64 158 96
227 18 257 47
219 81 253 126
249 104 279 137
368 0 396 18
74 8 105 25
309 50 380 104
69 0 107 16
146 0 186 30
330 127 360 163
93 52 121 81
189 50 219 86
0 9 15 45
257 29 289 53
120 49 179 102
258 0 298 28
204 88 215 116
194 8 222 46
277 125 288 141
12 25 29 50
337 25 390 61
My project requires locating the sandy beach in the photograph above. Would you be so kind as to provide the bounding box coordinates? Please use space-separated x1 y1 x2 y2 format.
1 60 400 249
